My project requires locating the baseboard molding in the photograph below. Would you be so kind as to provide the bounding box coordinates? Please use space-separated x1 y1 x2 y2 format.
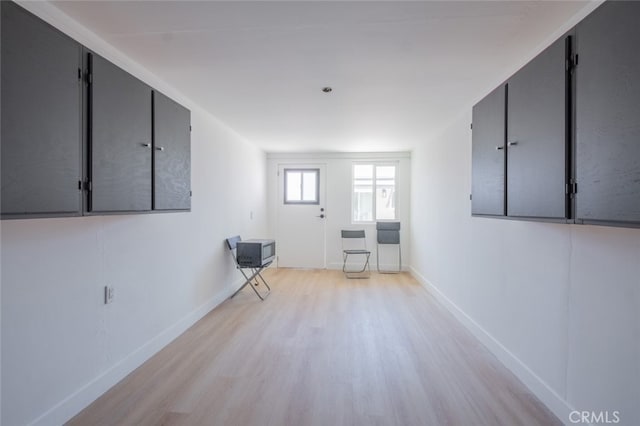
408 266 576 425
29 278 244 426
327 261 407 272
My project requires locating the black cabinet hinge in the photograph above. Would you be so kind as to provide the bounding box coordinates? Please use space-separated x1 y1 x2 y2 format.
470 123 473 130
85 71 93 85
566 55 578 72
81 180 92 192
469 194 473 201
566 181 578 196
189 190 192 197
78 68 82 81
189 125 192 132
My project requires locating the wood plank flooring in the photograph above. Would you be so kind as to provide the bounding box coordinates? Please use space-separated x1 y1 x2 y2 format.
67 269 560 426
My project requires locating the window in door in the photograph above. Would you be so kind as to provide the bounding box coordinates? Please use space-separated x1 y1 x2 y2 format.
352 163 397 223
284 168 320 204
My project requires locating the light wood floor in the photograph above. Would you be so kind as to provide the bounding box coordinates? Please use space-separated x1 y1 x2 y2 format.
68 269 560 426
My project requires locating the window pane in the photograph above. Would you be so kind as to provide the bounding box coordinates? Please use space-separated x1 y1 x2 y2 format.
285 169 319 204
353 163 396 222
375 166 396 220
376 186 395 220
302 171 317 201
353 164 373 221
354 164 373 179
353 190 373 222
285 171 301 202
376 166 395 179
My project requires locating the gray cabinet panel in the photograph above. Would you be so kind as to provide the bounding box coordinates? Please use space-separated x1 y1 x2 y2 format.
90 54 152 212
575 1 640 224
507 36 568 219
472 85 506 216
153 92 191 211
1 1 82 217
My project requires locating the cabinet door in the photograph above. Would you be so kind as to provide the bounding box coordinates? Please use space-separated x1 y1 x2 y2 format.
1 1 82 218
507 36 569 219
153 92 191 211
89 53 152 212
575 1 640 225
471 85 506 216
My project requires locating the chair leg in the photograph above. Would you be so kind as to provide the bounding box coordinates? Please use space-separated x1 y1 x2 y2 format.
343 253 371 279
255 270 272 291
230 267 271 300
377 244 401 274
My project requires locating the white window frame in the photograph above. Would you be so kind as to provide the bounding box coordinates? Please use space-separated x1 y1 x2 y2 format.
283 168 320 205
351 161 398 224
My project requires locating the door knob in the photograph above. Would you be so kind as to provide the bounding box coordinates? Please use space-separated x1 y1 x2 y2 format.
316 214 325 219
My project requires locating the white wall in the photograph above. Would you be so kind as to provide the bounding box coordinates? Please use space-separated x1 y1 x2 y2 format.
267 153 410 271
410 110 640 425
0 3 268 425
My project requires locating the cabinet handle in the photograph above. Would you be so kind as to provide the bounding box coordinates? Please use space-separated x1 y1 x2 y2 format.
155 146 165 151
141 143 151 148
496 146 504 150
508 141 518 147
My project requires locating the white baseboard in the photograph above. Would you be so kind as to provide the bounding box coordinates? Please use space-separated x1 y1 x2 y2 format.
408 266 576 425
327 261 407 271
30 278 244 426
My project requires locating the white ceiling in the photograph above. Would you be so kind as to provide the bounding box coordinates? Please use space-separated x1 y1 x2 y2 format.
52 1 591 153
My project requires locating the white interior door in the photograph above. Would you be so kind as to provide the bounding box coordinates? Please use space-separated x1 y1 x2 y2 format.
277 164 326 268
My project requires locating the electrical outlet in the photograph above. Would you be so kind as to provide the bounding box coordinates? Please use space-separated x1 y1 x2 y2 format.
104 285 115 304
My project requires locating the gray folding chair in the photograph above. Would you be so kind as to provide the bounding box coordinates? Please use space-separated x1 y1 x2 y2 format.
376 222 401 273
341 230 371 278
226 235 271 301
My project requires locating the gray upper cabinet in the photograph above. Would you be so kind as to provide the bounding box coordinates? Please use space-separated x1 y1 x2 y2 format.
574 1 640 225
1 3 191 220
472 35 569 221
471 85 506 216
472 1 640 229
89 53 153 213
153 91 191 211
507 35 569 219
1 1 82 218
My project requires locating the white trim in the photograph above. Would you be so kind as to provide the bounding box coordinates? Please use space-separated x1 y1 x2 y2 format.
408 266 578 425
267 151 411 160
328 262 407 272
29 278 245 426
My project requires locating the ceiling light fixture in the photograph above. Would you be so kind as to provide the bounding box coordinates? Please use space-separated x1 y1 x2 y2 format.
322 87 333 93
